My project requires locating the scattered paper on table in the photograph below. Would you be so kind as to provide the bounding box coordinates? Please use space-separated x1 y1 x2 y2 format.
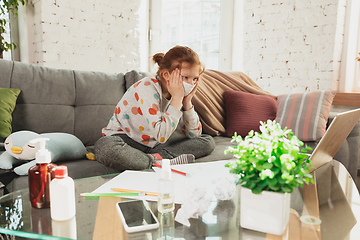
92 160 235 204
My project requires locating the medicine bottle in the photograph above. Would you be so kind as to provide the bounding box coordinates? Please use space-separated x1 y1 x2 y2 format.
28 138 56 209
50 165 76 221
158 159 174 213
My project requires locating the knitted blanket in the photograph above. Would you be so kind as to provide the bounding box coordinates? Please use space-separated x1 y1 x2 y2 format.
192 70 275 136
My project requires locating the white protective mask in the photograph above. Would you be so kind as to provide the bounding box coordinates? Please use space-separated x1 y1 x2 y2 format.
183 82 196 96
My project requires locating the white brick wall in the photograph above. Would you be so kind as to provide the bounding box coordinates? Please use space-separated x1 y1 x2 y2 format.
31 0 141 74
26 0 347 88
243 0 343 95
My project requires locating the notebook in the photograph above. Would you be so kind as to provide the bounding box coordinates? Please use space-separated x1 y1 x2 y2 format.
310 108 360 171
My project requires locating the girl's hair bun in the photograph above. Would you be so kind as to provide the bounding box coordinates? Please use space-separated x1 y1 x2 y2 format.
153 46 204 77
152 53 164 64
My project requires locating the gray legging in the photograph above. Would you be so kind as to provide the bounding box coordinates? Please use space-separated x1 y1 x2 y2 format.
94 133 215 172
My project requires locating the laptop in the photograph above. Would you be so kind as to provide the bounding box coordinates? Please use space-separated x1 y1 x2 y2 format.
310 108 360 171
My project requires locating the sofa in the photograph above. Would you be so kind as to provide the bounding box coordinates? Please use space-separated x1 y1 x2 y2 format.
0 59 359 194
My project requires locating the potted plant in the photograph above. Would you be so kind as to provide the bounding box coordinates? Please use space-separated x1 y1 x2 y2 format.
0 0 28 58
225 120 313 235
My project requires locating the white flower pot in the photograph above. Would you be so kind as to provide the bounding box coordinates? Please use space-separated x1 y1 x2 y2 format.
240 186 291 235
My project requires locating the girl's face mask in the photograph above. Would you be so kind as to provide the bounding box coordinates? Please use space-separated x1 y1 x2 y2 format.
183 81 196 96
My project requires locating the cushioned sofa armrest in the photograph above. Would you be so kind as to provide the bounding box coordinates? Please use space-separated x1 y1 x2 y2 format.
124 70 155 90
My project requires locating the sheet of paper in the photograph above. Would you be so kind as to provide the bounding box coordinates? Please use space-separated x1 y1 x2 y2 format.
162 160 234 180
92 160 235 204
92 170 189 203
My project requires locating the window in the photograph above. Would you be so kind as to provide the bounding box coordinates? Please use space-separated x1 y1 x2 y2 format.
339 0 360 92
0 3 12 60
161 0 221 69
149 0 236 71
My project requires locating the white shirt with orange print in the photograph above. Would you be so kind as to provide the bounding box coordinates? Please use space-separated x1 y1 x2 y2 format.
102 77 202 147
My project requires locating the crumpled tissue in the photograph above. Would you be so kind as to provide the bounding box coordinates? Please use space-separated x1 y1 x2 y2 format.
174 182 213 227
175 175 237 227
212 175 237 200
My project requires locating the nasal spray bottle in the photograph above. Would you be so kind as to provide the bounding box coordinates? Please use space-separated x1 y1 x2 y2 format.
28 138 57 209
158 159 174 213
50 165 76 221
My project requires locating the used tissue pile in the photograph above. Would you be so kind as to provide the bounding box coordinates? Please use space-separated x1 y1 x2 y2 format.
175 175 237 227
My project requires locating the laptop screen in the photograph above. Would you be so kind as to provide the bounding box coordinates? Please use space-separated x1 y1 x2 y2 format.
309 108 360 171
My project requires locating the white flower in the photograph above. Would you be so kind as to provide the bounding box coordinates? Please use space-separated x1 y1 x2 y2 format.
260 169 274 179
259 125 266 133
252 136 261 144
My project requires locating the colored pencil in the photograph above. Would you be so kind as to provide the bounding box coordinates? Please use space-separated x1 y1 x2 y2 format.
80 192 144 197
111 188 159 197
152 163 188 176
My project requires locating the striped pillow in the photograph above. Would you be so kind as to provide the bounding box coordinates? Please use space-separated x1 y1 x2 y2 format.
275 90 336 141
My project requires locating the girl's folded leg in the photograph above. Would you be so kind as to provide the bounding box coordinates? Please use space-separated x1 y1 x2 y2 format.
94 134 155 171
151 134 215 160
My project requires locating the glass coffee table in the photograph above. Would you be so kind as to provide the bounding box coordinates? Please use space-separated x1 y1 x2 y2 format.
0 159 359 240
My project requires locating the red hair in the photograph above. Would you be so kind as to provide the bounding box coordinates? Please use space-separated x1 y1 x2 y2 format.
152 46 204 77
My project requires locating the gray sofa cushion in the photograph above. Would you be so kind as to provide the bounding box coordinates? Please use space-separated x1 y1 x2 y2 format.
0 60 15 87
0 60 126 146
13 104 75 136
74 70 125 146
9 62 76 135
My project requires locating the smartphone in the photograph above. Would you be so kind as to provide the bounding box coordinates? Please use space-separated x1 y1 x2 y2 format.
116 200 159 233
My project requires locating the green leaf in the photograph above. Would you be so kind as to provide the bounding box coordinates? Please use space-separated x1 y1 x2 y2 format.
246 173 255 179
281 184 293 193
255 163 264 171
262 162 273 169
301 148 308 153
268 184 280 191
258 180 268 188
252 187 263 194
273 158 282 168
278 177 286 184
245 181 256 189
267 177 278 186
272 168 280 175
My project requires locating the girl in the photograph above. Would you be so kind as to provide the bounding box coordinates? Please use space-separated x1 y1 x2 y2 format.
94 46 215 171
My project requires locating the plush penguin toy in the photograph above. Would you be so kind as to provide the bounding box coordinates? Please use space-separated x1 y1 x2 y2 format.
0 131 87 175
